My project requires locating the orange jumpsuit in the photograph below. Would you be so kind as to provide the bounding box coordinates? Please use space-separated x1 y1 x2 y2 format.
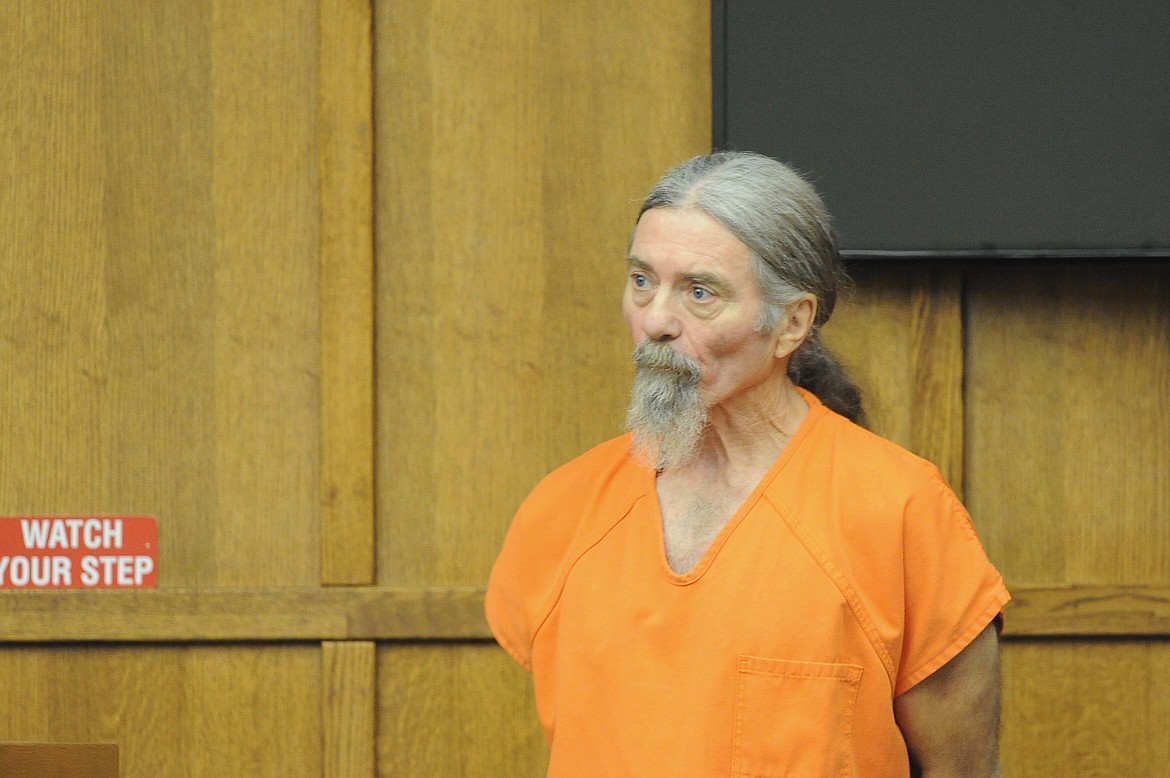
487 390 1009 776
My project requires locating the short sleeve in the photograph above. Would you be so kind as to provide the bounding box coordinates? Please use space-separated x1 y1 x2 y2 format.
894 470 1010 695
485 494 559 671
486 435 644 672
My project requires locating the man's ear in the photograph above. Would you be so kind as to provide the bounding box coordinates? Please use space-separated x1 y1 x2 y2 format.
774 295 817 359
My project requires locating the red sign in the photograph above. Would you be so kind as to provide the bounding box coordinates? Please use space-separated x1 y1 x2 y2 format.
0 516 157 589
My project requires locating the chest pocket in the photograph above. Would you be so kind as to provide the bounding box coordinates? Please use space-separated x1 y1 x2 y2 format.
732 656 863 778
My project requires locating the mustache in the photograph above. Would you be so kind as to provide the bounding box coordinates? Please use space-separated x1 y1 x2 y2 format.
632 341 701 383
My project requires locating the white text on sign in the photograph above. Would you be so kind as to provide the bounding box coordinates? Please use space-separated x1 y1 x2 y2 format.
0 554 155 587
0 516 158 589
20 517 124 550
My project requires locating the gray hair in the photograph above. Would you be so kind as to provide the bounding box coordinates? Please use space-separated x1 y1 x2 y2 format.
634 151 865 425
637 150 845 332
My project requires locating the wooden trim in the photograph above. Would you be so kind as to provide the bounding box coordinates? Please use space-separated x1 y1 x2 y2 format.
0 744 118 777
0 587 491 642
323 641 376 778
1001 584 1170 639
909 267 965 497
319 0 376 585
1 585 1168 642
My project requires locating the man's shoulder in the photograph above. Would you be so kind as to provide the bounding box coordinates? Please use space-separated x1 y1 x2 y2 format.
806 406 943 487
524 433 642 511
486 433 643 668
776 406 957 535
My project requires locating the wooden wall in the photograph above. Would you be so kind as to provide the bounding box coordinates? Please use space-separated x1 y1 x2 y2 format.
2 1 1167 776
967 262 1170 773
2 0 331 773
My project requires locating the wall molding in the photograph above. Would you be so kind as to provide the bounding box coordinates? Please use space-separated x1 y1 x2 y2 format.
0 587 490 642
1000 584 1170 638
1 584 1168 642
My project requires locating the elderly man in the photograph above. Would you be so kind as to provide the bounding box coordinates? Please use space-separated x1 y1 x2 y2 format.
487 151 1009 776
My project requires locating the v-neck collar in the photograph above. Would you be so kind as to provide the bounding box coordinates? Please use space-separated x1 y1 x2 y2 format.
637 388 828 585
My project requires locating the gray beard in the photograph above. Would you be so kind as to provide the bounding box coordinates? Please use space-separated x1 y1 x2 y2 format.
625 341 707 471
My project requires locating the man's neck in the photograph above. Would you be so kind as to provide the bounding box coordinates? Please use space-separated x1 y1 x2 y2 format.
667 375 809 487
654 377 810 574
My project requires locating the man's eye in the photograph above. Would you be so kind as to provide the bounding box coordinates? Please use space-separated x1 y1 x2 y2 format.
691 286 711 301
631 273 649 289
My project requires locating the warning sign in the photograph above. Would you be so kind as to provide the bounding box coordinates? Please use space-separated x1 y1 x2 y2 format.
0 516 157 589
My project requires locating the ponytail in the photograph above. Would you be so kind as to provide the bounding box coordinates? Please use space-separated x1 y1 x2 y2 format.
788 332 867 427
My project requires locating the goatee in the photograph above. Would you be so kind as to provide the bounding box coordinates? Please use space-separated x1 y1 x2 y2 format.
625 340 707 470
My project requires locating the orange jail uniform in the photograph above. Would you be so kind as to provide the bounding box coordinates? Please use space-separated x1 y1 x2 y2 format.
486 389 1010 777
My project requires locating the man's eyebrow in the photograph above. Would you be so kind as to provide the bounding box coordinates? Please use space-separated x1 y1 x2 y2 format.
626 256 652 271
685 271 728 290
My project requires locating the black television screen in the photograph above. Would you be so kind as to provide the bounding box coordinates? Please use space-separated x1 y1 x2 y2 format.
713 1 1170 256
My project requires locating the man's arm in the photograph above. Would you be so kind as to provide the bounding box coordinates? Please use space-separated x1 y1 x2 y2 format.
893 622 1003 777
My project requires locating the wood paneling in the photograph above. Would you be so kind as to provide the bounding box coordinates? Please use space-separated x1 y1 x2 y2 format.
0 645 321 778
372 0 711 588
966 260 1170 776
1 1 329 775
378 643 547 777
320 0 376 586
1001 640 1170 776
1 0 127 517
0 0 321 587
967 263 1170 584
98 0 218 583
373 0 552 590
209 0 320 586
908 268 966 496
324 641 377 778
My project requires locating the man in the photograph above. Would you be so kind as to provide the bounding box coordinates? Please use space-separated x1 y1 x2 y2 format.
487 151 1009 776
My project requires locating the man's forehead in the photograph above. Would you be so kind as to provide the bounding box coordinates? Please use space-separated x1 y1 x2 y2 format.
628 209 755 278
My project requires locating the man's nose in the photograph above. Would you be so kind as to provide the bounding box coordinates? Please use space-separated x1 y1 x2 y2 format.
640 291 682 341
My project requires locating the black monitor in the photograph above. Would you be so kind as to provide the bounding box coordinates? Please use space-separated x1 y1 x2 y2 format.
713 1 1170 257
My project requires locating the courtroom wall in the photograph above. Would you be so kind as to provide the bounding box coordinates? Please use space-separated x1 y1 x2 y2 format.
2 1 1166 775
